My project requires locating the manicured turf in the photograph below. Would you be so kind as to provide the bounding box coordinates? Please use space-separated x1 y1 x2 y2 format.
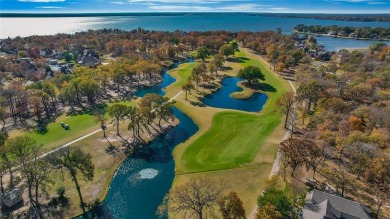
182 111 280 172
10 99 139 152
24 114 98 151
230 81 255 99
174 62 197 87
180 49 290 173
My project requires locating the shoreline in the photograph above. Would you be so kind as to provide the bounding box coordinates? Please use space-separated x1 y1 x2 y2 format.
294 30 390 41
76 117 179 218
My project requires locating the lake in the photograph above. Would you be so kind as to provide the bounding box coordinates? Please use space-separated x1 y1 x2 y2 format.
1 14 389 50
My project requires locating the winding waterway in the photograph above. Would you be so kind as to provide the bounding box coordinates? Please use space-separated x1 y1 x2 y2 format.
86 63 268 218
91 107 199 218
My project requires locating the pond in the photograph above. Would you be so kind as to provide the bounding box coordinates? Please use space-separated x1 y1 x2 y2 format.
133 68 176 97
202 77 269 112
90 107 199 218
134 58 193 98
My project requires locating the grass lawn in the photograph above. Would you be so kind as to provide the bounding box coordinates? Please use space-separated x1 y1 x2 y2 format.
173 62 197 87
8 99 140 153
182 111 281 172
9 114 99 152
172 164 273 218
230 81 255 99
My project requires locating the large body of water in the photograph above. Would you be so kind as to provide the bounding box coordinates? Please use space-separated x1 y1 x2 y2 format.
1 14 389 50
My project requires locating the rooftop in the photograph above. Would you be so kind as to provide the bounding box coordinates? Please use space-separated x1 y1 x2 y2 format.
301 189 372 219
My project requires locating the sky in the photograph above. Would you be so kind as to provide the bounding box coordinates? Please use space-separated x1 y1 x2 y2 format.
0 0 389 13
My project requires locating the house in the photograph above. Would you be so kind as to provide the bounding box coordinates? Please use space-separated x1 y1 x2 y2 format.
78 55 100 67
2 189 23 208
77 49 100 67
300 190 372 219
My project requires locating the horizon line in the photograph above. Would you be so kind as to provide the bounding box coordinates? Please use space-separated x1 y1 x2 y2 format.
1 11 390 15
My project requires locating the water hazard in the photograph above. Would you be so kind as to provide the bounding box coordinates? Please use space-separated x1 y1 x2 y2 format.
202 77 269 112
90 107 199 218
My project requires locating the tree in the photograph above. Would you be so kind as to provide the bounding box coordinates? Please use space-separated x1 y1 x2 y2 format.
210 54 224 76
168 178 228 219
297 81 323 112
138 93 164 125
280 138 310 177
275 92 295 129
373 186 389 219
93 108 111 146
49 147 94 215
218 192 246 219
257 188 293 218
0 107 6 130
0 131 12 190
256 203 282 219
219 44 235 59
155 100 173 126
237 66 265 86
41 81 59 115
64 52 73 63
108 104 128 136
305 140 324 179
329 167 351 197
6 136 51 218
182 81 195 100
196 46 211 61
230 41 239 52
192 64 205 90
208 61 216 76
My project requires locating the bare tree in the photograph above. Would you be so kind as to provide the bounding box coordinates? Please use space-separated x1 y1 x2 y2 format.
275 92 295 129
165 178 228 219
49 147 94 215
373 185 389 219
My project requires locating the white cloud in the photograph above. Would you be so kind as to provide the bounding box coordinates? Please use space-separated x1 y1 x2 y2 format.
268 7 289 11
149 5 213 11
368 1 387 4
19 0 65 2
325 0 383 2
217 3 266 11
36 6 66 8
111 1 127 4
128 0 244 3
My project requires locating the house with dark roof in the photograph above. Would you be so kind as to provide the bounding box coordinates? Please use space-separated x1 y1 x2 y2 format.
300 190 372 219
77 49 100 67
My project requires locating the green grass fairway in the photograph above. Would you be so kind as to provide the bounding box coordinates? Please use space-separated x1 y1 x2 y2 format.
174 62 197 87
182 111 280 172
179 49 290 173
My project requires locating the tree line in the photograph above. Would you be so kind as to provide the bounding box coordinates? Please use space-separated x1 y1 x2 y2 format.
275 43 390 218
294 24 390 39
